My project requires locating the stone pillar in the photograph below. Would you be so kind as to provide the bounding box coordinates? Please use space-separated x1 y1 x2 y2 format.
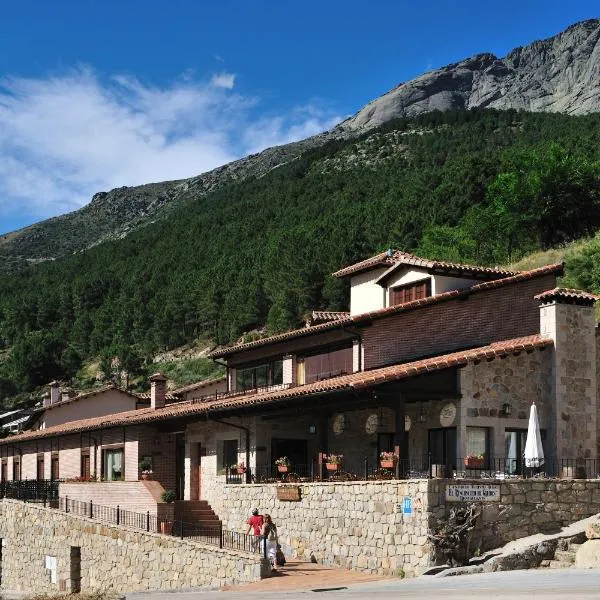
149 372 167 409
538 289 597 463
352 339 361 372
49 381 60 405
282 355 294 385
227 367 236 392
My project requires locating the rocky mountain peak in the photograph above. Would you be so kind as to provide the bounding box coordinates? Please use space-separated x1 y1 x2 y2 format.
336 19 600 133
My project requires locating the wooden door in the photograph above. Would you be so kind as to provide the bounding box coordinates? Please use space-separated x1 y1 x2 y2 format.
81 453 91 479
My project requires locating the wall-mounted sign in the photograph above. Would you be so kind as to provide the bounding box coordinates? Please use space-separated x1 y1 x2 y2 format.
276 486 302 501
440 402 457 427
446 484 500 502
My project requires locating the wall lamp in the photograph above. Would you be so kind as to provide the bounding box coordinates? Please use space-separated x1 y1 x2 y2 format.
501 403 512 417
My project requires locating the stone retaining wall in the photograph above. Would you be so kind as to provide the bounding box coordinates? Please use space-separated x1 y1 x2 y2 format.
0 499 268 594
221 480 433 578
220 478 600 576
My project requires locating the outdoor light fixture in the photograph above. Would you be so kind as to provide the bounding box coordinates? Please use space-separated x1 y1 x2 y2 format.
418 405 426 423
501 403 512 416
308 424 316 434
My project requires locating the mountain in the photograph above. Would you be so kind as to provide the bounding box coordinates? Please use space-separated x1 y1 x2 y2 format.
338 19 600 132
1 19 599 273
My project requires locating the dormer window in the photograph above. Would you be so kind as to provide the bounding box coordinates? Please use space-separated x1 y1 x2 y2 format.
390 279 431 306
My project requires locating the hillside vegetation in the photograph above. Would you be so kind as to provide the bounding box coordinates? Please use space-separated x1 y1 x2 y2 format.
1 109 600 403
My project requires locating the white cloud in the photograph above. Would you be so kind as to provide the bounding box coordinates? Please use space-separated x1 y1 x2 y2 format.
210 72 236 89
0 67 342 225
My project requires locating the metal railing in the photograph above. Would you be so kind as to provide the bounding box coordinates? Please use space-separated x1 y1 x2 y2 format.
0 479 60 502
232 456 600 483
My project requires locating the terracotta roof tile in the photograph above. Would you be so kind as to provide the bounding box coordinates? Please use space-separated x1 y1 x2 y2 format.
42 386 140 412
333 249 517 279
2 335 552 445
307 311 351 325
209 263 563 358
534 287 599 306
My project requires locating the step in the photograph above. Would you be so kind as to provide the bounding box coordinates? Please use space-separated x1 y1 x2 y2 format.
554 550 576 563
548 560 574 569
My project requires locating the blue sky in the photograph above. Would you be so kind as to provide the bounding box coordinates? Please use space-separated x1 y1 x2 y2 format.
0 1 597 235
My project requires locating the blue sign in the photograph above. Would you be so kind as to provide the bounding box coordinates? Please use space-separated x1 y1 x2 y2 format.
402 496 413 515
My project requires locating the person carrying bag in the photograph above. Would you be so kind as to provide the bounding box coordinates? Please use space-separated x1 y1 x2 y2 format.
261 514 280 572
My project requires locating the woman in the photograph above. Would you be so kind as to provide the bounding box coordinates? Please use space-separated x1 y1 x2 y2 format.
261 513 279 571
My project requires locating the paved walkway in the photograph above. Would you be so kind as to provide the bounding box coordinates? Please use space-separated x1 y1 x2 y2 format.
222 560 386 592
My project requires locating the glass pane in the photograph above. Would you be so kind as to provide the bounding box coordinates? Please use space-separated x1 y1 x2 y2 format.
271 361 283 385
255 364 268 388
466 427 488 458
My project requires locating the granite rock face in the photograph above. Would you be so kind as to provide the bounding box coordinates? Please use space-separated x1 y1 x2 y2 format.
337 19 600 133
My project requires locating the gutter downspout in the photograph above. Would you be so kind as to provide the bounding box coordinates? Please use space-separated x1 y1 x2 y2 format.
211 418 251 483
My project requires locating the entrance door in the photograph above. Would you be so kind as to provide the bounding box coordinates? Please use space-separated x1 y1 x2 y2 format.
175 433 185 501
271 439 308 475
197 443 202 500
428 428 457 472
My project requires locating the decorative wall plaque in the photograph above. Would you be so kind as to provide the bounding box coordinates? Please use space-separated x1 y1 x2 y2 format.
276 486 301 501
446 484 500 502
365 413 378 434
440 402 457 427
332 414 345 435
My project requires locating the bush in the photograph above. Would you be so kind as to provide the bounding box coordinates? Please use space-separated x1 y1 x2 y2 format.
161 489 176 503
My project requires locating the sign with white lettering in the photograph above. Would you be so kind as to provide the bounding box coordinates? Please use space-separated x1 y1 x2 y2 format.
445 484 500 502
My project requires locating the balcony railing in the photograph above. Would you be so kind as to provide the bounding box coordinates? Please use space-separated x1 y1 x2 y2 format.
191 382 293 404
225 456 600 484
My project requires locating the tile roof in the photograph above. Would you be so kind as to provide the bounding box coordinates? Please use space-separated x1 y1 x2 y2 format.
41 386 139 412
306 311 351 326
534 287 599 306
172 376 227 395
333 249 517 279
1 335 551 445
208 263 563 358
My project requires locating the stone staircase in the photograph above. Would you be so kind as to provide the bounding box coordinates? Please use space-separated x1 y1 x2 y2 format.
174 500 222 535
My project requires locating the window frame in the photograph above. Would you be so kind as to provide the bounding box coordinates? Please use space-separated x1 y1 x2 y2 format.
389 278 432 306
102 447 124 482
220 439 239 473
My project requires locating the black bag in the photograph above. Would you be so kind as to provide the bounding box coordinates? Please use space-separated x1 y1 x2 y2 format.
276 545 286 566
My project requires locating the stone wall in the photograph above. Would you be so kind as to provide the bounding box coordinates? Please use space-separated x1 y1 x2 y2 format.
218 477 600 576
220 480 433 577
0 499 267 594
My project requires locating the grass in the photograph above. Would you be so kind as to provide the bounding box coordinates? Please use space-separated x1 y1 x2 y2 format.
153 357 225 388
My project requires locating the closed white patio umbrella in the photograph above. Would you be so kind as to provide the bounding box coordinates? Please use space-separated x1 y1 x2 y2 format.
524 403 545 468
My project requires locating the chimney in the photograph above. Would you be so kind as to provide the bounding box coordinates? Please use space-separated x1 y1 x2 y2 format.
49 381 61 405
149 373 167 409
42 393 51 408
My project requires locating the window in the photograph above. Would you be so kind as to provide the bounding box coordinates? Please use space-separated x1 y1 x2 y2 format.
12 458 21 481
220 439 238 471
102 448 124 481
301 345 353 384
505 428 546 475
1 461 7 482
236 360 283 391
390 279 431 306
51 454 60 481
466 427 490 465
37 455 45 480
81 452 91 479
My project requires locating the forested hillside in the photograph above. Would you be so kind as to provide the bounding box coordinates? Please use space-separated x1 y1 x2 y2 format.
2 108 600 403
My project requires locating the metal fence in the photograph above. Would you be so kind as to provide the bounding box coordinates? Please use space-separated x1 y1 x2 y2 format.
0 482 263 556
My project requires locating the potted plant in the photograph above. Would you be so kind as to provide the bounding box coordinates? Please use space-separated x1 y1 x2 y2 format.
161 489 176 503
139 457 153 480
275 457 290 473
325 453 343 471
379 451 397 469
464 453 484 468
232 462 247 474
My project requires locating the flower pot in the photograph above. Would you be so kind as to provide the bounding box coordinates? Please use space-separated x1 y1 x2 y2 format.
159 520 173 535
464 457 484 469
380 460 396 469
277 465 289 473
326 463 340 471
140 473 151 480
236 467 247 474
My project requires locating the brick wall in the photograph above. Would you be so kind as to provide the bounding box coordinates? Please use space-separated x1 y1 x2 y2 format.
363 274 556 370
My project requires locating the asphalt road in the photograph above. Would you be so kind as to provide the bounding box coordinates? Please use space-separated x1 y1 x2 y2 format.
126 569 600 600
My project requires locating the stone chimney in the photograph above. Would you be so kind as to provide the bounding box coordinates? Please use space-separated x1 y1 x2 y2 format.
49 381 61 405
42 393 51 408
149 372 167 409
